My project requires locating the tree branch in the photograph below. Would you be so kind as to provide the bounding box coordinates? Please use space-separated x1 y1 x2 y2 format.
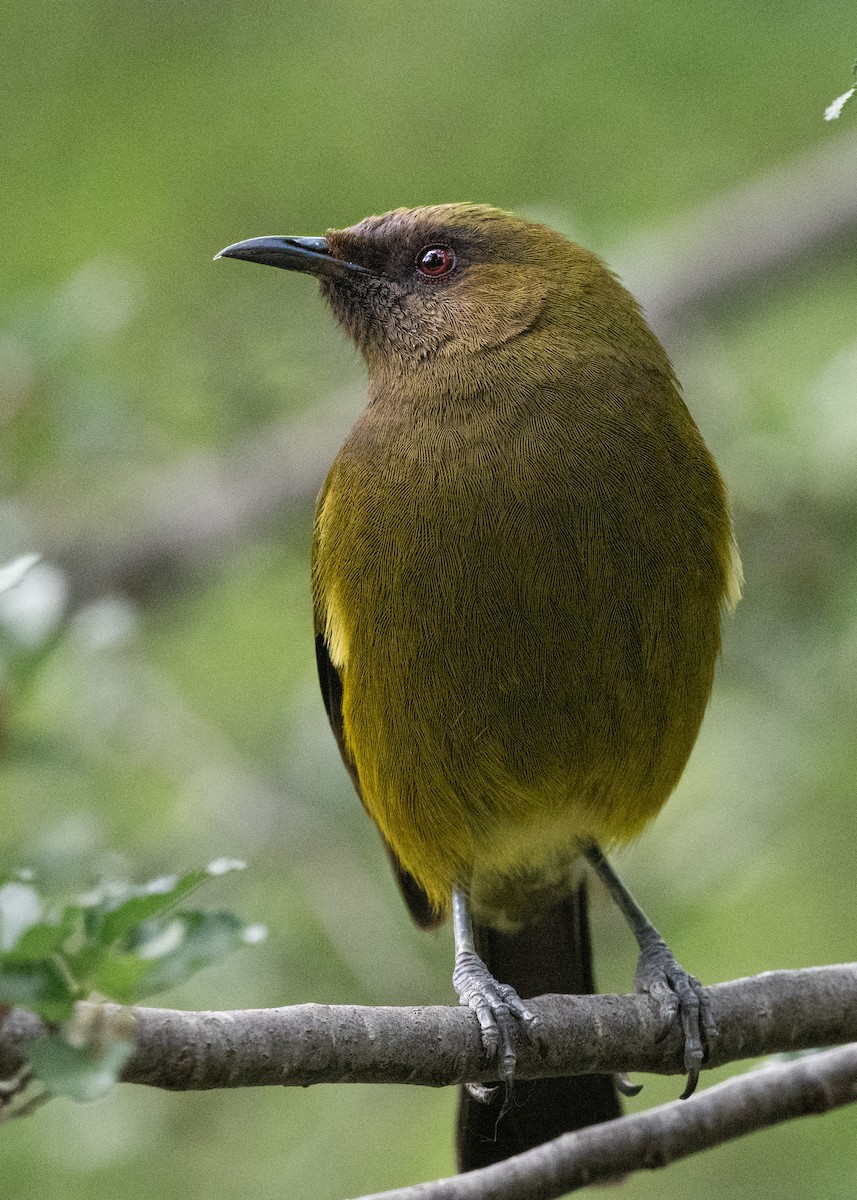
349 1043 857 1200
1 965 854 1092
41 391 362 605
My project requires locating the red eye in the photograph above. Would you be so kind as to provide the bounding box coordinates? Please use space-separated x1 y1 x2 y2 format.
416 244 456 278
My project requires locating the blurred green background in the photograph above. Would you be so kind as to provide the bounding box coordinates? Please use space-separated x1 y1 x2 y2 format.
2 0 857 1196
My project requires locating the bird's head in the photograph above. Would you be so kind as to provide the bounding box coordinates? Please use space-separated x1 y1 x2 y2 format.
217 203 662 388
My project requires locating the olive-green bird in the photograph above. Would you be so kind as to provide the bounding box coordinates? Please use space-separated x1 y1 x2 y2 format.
217 204 741 1172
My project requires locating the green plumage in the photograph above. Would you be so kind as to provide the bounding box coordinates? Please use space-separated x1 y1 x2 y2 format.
310 205 738 926
314 349 734 925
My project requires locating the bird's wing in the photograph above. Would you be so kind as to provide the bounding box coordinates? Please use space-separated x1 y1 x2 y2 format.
313 623 442 930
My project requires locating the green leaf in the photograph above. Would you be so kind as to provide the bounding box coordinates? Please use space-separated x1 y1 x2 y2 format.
3 907 78 963
129 910 250 1000
0 861 260 1011
95 860 246 945
91 950 154 1004
26 1031 134 1102
63 941 106 989
0 961 75 1021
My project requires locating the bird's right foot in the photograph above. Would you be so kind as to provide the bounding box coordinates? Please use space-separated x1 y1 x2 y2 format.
452 947 541 1086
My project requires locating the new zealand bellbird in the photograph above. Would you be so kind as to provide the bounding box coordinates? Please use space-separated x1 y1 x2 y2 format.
217 204 741 1172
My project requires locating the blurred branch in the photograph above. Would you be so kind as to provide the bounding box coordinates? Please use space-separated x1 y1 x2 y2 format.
40 391 362 605
351 1043 857 1200
616 128 857 330
34 131 857 605
1 965 855 1091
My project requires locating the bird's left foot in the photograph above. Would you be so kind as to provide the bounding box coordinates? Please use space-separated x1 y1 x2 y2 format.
635 929 717 1098
452 948 541 1087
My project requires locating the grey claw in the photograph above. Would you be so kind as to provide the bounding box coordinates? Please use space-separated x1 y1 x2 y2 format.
497 984 541 1033
680 1067 700 1100
614 1071 644 1097
635 934 713 1097
453 949 534 1081
464 1081 498 1104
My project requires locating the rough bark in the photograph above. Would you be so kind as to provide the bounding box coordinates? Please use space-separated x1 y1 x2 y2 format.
1 965 855 1092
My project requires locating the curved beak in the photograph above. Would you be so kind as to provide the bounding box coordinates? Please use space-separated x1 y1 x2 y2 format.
214 235 372 279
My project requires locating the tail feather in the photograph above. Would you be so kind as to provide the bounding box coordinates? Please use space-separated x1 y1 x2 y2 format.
456 882 620 1172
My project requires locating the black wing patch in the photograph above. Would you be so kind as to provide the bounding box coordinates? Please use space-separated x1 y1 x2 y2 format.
313 629 442 930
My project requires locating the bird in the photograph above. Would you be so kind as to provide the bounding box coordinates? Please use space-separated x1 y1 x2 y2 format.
216 204 742 1173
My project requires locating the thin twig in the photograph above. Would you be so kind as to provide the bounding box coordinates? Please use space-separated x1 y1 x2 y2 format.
348 1043 857 1200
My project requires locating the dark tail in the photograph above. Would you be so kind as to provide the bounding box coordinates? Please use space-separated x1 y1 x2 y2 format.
456 881 621 1171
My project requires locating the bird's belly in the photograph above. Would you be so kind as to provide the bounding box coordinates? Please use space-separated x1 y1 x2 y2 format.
325 556 714 918
314 434 727 921
468 804 593 930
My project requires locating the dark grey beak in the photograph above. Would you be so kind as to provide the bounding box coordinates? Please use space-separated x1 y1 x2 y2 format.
214 235 372 278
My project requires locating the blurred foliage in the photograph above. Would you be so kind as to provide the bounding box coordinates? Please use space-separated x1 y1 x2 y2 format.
2 0 857 1197
0 860 261 1106
0 860 260 1022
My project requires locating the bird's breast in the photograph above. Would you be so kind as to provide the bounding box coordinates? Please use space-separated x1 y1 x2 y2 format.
312 371 734 918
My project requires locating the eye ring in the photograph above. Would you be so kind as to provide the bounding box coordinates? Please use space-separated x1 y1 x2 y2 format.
415 244 456 279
